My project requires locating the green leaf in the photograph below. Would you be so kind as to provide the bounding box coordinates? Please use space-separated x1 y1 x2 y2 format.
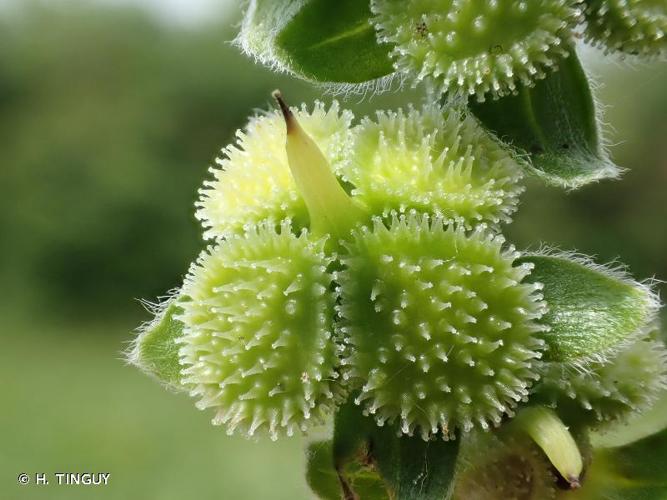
128 298 185 388
519 253 658 363
371 429 460 500
333 398 459 500
238 0 394 84
306 440 388 500
470 47 621 189
333 395 379 465
306 440 346 500
559 427 667 499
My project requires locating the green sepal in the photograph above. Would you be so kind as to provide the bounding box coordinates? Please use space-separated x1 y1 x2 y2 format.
238 0 394 84
519 253 658 363
306 440 388 500
470 47 621 189
332 398 459 500
559 427 667 500
128 296 186 389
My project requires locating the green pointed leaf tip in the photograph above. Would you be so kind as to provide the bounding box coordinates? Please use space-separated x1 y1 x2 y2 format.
560 427 667 500
332 399 459 500
471 48 622 189
128 297 186 389
306 441 344 500
238 0 394 85
332 394 379 465
372 429 459 500
519 253 659 363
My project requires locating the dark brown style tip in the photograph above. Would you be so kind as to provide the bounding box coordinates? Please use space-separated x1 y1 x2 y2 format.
272 89 295 133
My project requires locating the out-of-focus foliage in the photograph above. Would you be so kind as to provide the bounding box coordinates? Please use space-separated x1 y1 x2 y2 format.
0 2 252 321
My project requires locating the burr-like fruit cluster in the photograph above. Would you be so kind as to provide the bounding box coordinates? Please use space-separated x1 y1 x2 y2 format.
168 96 551 439
132 94 665 444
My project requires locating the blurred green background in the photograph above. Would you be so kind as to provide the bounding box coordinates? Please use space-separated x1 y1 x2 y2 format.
0 1 665 498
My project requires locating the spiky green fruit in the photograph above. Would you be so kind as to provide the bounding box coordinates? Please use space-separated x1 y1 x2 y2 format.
532 332 667 425
178 222 341 439
371 0 583 100
584 0 667 57
337 214 547 438
196 101 353 240
344 104 524 227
